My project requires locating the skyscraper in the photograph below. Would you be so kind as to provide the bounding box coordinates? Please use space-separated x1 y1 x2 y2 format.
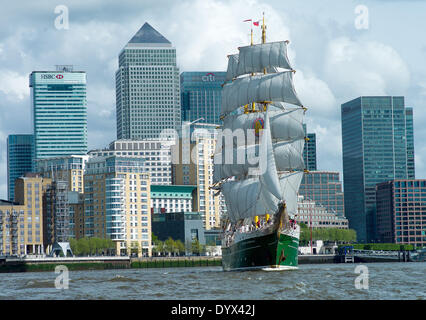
30 66 88 161
303 124 317 171
180 72 226 125
341 96 414 242
7 134 33 201
405 107 415 179
116 22 181 140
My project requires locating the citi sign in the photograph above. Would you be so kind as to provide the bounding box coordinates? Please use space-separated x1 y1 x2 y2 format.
202 73 215 82
41 74 64 80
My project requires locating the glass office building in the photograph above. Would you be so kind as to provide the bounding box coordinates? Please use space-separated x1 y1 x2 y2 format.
376 179 425 247
30 66 87 161
116 22 181 140
341 96 414 242
7 134 33 201
299 171 345 217
405 108 415 179
303 124 317 171
180 72 226 125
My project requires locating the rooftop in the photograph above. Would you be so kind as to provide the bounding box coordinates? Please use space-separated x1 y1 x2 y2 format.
0 199 20 206
128 22 171 45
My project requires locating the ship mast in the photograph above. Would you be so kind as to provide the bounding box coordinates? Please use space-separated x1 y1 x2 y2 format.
262 12 268 110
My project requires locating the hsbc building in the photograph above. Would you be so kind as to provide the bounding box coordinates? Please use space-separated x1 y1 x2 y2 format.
29 68 88 163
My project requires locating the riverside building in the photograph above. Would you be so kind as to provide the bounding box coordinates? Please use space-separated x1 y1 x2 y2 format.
299 171 345 217
88 139 173 185
30 66 87 162
171 123 226 230
296 195 349 229
7 134 33 201
151 211 206 254
115 22 181 140
35 155 89 193
341 96 414 242
84 156 152 256
376 179 426 247
150 185 196 214
0 175 52 256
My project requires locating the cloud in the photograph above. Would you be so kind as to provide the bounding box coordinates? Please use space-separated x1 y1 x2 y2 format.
0 0 424 199
324 37 411 99
0 70 29 100
167 0 291 71
293 70 337 118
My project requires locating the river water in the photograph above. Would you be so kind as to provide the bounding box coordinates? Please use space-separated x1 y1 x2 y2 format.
0 262 424 300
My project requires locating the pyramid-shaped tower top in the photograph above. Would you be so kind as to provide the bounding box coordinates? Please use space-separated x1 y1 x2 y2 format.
128 22 171 46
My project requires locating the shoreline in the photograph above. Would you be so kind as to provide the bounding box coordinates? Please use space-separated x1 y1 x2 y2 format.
0 254 417 273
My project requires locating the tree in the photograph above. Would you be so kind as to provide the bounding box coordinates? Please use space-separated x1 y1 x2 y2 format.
76 238 89 256
151 232 158 245
69 238 77 255
191 239 205 256
175 240 185 256
130 241 140 256
156 240 165 256
165 237 175 257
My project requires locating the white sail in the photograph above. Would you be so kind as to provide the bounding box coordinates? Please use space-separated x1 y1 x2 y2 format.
222 108 305 145
222 171 304 223
226 54 239 81
221 71 302 115
258 110 282 201
218 30 305 237
236 41 292 77
213 138 305 183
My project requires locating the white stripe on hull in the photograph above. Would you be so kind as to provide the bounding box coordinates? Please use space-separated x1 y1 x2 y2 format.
224 265 298 272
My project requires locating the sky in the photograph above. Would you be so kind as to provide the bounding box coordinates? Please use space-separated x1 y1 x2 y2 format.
0 0 425 199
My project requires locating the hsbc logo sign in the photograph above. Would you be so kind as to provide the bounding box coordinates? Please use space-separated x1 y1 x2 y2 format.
202 73 215 82
40 74 64 80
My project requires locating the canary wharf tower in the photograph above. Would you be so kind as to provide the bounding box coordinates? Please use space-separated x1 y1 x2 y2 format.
116 22 181 139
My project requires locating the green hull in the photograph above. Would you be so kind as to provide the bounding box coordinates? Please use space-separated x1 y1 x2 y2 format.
222 231 299 271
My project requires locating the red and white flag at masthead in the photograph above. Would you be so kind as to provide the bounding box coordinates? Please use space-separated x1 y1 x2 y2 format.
243 19 260 26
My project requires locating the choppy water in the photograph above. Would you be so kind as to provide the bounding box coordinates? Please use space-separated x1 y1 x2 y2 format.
0 262 424 300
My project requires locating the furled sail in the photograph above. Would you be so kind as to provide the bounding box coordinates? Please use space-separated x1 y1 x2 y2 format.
226 54 239 82
221 71 302 115
222 171 303 223
236 41 292 77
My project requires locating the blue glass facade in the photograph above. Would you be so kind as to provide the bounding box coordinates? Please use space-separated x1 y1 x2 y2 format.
180 72 226 125
405 108 415 179
302 124 317 171
30 71 88 161
341 96 414 242
7 134 33 201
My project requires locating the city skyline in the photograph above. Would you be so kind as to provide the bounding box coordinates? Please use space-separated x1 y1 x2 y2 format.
342 96 414 242
1 0 426 199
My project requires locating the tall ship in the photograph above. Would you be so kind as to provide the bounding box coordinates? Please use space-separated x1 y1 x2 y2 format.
213 16 306 271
